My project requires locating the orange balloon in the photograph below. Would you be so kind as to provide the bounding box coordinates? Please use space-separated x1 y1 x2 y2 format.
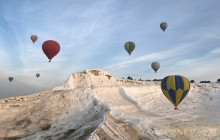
31 35 38 44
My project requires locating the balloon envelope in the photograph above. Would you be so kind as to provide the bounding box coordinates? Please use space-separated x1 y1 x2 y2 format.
124 41 135 55
151 62 160 73
161 75 190 109
9 77 13 82
160 22 168 32
36 73 40 78
42 40 60 62
31 35 38 44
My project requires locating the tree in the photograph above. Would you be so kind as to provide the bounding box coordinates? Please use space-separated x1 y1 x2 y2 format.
190 80 195 83
127 76 132 80
200 81 210 83
217 79 220 82
153 79 162 81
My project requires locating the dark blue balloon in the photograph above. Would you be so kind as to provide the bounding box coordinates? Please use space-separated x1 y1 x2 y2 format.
9 77 13 82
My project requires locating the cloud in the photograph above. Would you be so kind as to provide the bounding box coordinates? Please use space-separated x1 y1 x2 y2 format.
210 48 220 54
104 42 195 71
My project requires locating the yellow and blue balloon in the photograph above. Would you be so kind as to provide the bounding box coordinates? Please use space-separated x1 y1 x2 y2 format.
161 75 190 110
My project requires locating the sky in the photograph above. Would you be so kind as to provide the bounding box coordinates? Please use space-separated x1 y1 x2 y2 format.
0 0 220 99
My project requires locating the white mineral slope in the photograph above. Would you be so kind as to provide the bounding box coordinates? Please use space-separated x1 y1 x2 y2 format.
0 69 219 140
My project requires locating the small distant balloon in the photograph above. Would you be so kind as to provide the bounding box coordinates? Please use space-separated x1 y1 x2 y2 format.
161 75 190 110
160 22 168 32
151 62 160 73
36 73 40 78
42 40 60 62
124 41 135 55
31 35 38 44
9 77 13 82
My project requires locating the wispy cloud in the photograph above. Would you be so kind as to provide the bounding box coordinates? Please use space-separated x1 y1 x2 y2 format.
104 39 202 71
210 48 220 54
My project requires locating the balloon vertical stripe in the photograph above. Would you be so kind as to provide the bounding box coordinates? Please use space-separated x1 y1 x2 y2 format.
179 90 189 104
181 76 190 90
168 89 176 104
167 76 175 91
161 76 168 90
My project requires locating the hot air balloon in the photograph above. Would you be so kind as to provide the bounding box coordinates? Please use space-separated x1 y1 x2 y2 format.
151 62 160 73
42 40 60 62
31 35 38 44
160 22 168 32
124 41 135 55
9 77 13 82
36 73 40 78
161 75 190 110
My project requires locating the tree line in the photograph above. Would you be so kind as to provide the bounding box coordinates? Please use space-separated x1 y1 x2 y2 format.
125 76 220 83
